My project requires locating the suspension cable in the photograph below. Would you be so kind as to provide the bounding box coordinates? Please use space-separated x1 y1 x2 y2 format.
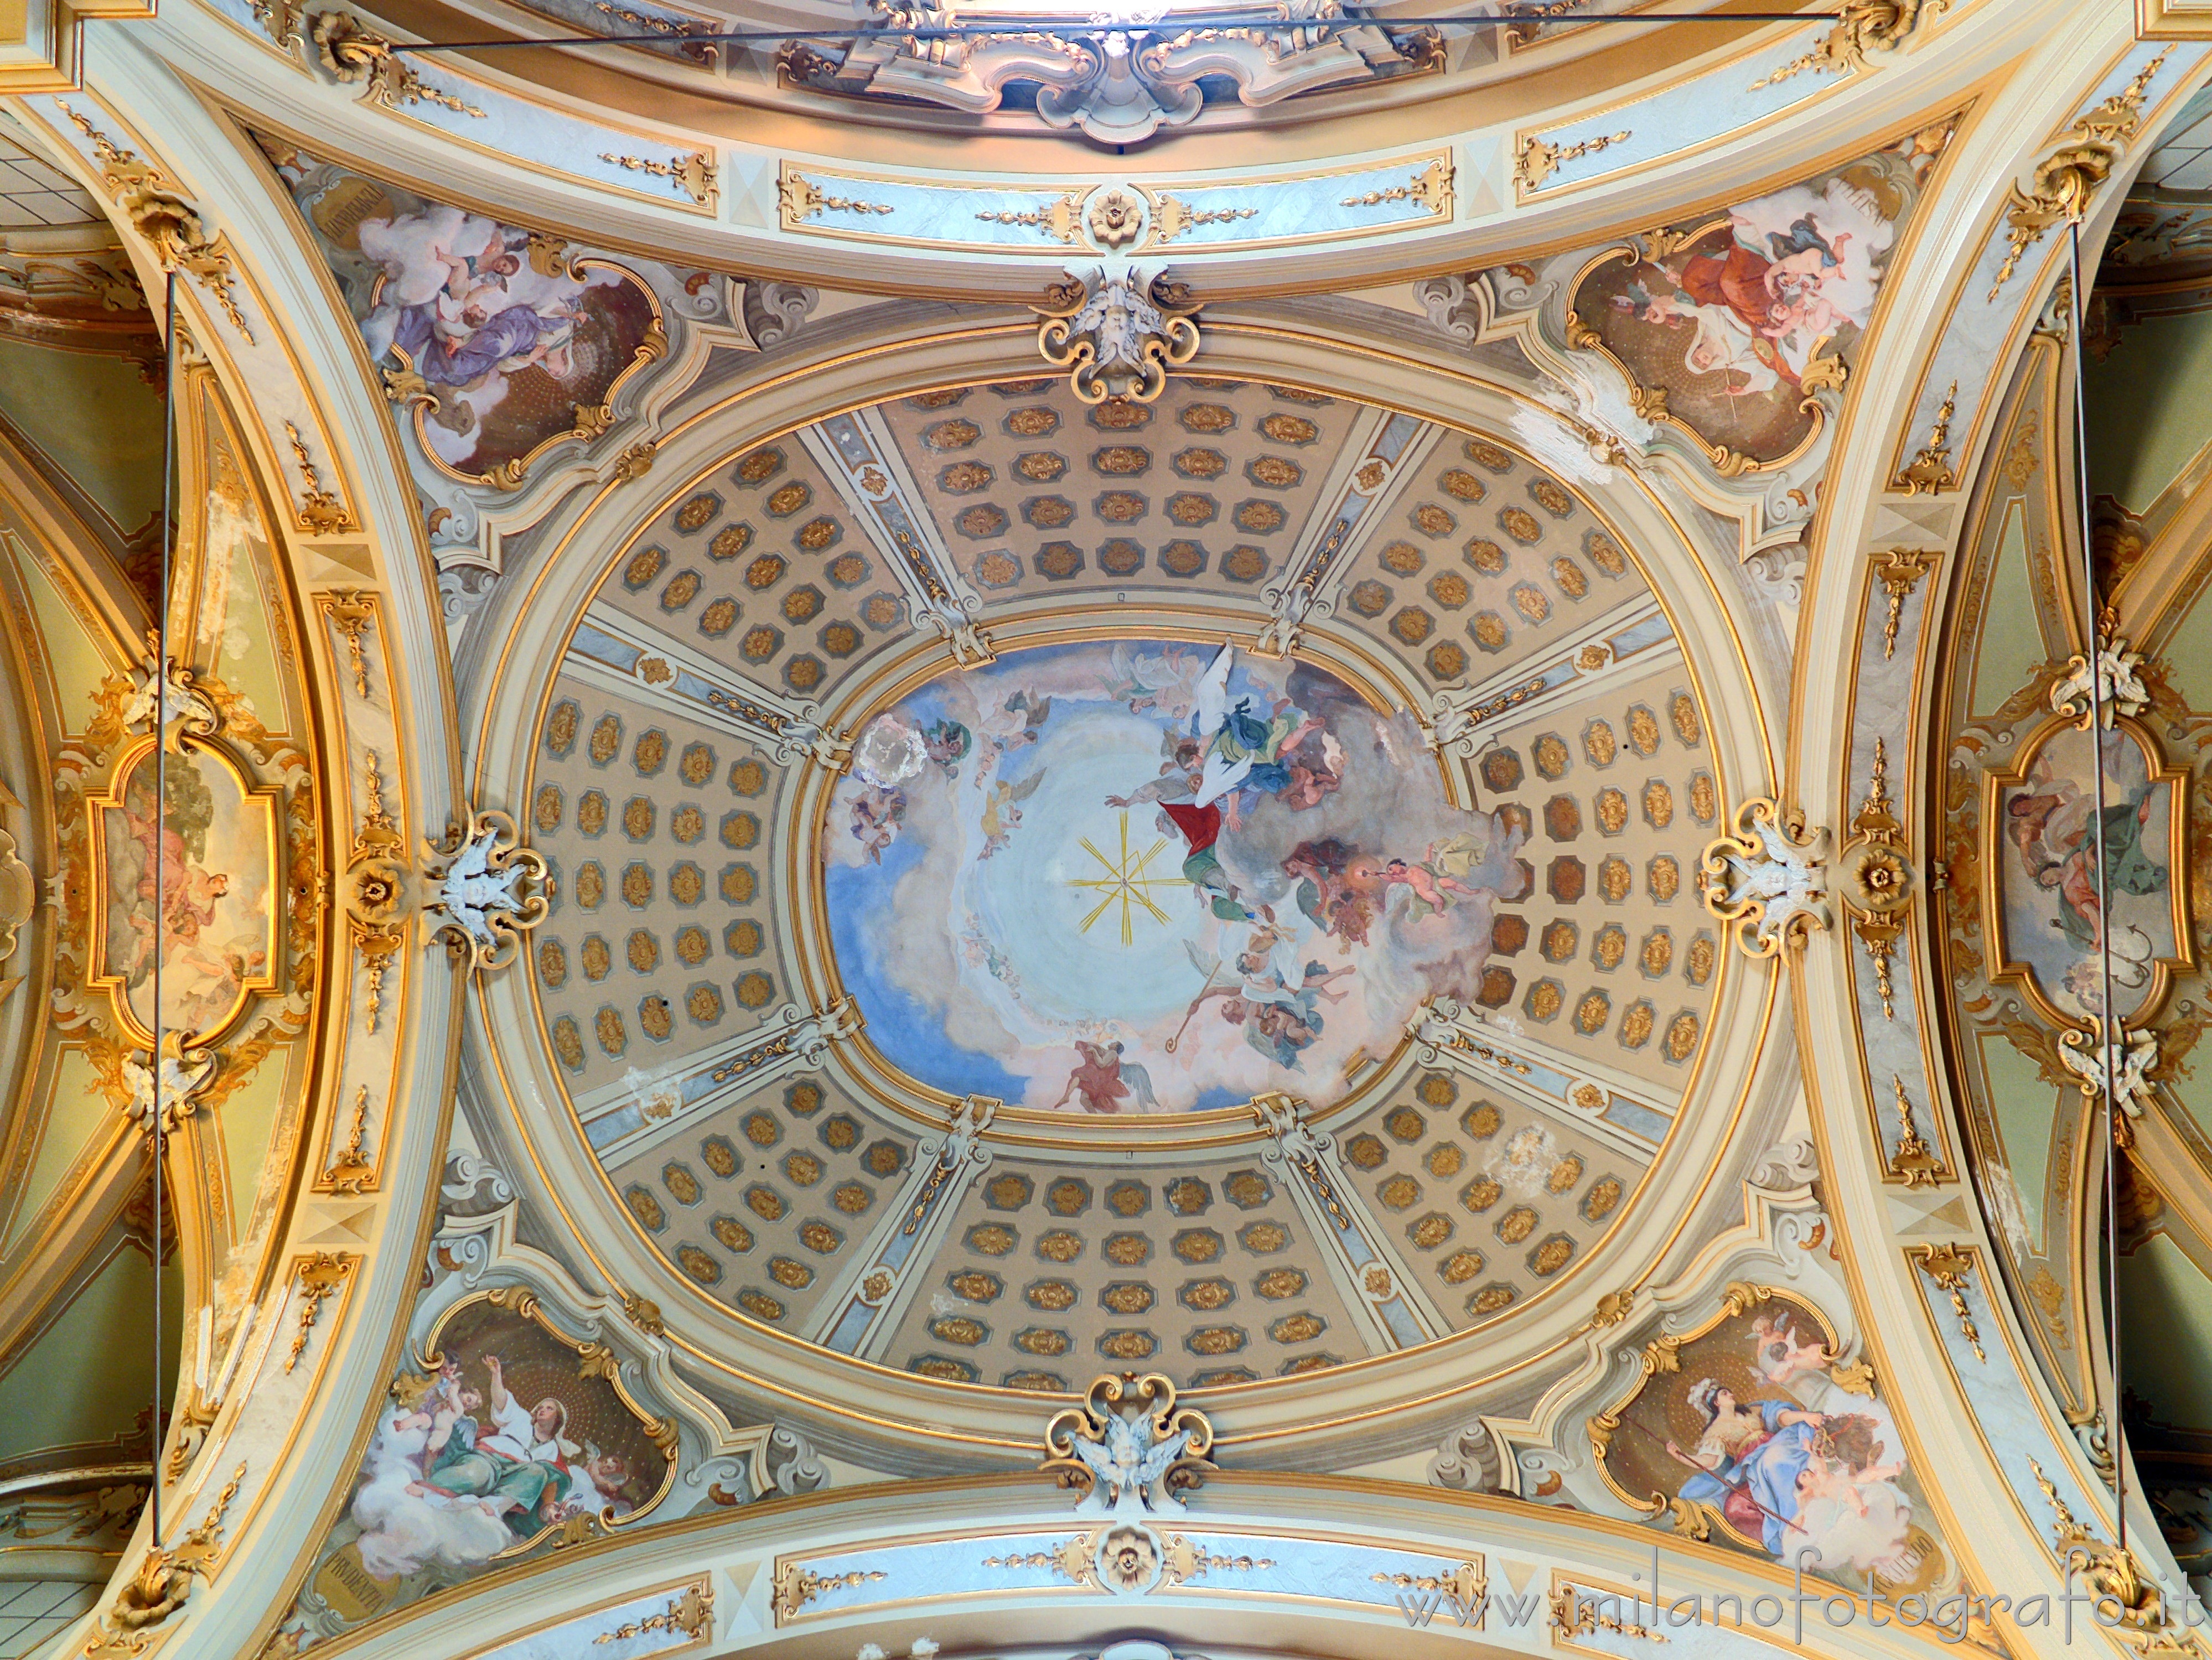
2065 216 2125 1556
149 269 177 1550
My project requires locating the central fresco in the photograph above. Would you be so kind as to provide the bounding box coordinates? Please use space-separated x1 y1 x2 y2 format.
826 641 1523 1114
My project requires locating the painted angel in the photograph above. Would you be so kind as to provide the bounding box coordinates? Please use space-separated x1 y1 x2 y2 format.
978 770 1045 858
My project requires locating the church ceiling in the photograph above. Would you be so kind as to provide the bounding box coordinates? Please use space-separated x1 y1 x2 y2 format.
511 374 1728 1399
11 7 2212 1660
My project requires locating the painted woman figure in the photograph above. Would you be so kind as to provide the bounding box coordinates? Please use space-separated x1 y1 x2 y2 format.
415 1355 581 1540
1669 1381 1828 1555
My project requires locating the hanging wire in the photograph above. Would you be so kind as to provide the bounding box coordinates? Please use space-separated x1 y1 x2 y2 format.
2065 216 2125 1555
149 268 178 1552
393 7 1845 52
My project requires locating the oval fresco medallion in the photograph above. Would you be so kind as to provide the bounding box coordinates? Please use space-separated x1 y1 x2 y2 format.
823 640 1531 1116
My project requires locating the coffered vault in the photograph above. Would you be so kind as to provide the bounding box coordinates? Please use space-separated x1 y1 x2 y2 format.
1 3 2210 1660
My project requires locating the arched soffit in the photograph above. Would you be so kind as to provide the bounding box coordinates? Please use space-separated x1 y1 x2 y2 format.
280 1462 1997 1660
87 0 2054 299
466 321 1780 1459
1946 107 2212 1585
1781 15 2212 1631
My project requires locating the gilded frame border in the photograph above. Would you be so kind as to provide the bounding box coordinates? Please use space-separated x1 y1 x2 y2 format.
1975 711 2195 1031
81 730 285 1050
412 1285 682 1555
1562 223 1838 480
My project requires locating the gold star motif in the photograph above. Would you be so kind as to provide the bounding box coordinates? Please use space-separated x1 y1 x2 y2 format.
1067 810 1186 946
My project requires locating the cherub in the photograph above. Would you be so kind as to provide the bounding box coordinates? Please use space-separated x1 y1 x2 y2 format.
979 770 1046 858
849 786 905 863
1750 1310 1833 1389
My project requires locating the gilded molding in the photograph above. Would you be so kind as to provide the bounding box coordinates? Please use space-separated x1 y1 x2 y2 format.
1909 1243 1984 1361
975 189 1086 242
1977 714 2192 1029
317 591 377 699
80 1463 244 1657
1840 739 1914 1019
1152 193 1256 243
2029 1457 2161 1625
317 1085 376 1192
1990 49 2170 301
0 780 32 1005
599 151 716 207
1340 155 1454 212
778 169 894 225
56 105 252 342
1514 131 1627 191
1874 548 1939 660
771 1563 883 1623
1749 0 1940 91
308 11 487 117
1566 220 1846 479
1889 1077 1948 1186
593 1584 712 1645
1554 1581 1665 1641
345 748 406 1033
285 424 359 536
1891 382 1956 494
284 1251 356 1372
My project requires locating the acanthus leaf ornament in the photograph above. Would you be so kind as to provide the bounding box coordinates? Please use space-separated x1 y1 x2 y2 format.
1042 1372 1214 1517
1910 1242 1985 1361
286 423 359 536
771 1564 883 1622
284 1251 356 1372
1034 264 1200 405
2030 1457 2162 1627
421 810 548 972
346 751 407 1031
1892 382 1956 495
123 1039 219 1137
1748 0 1939 91
307 11 488 116
1989 49 2172 302
1889 1076 1948 1187
80 1463 245 1657
1341 155 1454 212
1514 130 1628 190
1840 738 1915 1018
122 641 220 754
777 169 894 222
599 151 717 208
1697 798 1832 956
57 108 253 344
318 590 377 700
593 1584 712 1645
1874 547 1940 660
319 1085 376 1192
